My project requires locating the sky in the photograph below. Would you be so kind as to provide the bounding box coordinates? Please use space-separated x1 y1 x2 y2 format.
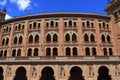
0 0 109 19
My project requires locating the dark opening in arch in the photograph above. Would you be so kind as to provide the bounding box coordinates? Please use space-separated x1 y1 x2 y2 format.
0 67 4 80
14 67 27 80
40 67 55 80
69 66 84 80
97 66 112 80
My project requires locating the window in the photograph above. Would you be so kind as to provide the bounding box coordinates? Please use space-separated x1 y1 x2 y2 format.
2 39 5 45
17 49 21 56
72 33 77 41
50 21 54 26
55 22 58 27
53 34 58 42
35 35 39 43
107 35 111 42
91 23 94 27
0 50 3 57
101 35 105 42
114 12 118 19
46 22 49 27
14 37 18 44
84 34 89 42
33 22 36 28
103 48 107 56
28 48 32 56
65 33 70 41
53 48 58 56
34 48 38 56
29 35 33 43
19 36 23 44
73 47 77 56
66 47 71 56
90 34 95 42
64 22 67 26
99 23 101 28
85 47 90 56
92 48 96 56
4 50 7 57
6 38 9 45
46 34 51 42
82 22 85 27
86 21 90 27
12 49 16 57
46 48 51 56
103 22 105 28
109 48 113 56
38 23 40 28
18 24 21 30
69 20 72 26
74 22 76 26
29 24 32 29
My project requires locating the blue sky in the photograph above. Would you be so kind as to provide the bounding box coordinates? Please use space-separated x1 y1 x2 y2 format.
0 0 109 19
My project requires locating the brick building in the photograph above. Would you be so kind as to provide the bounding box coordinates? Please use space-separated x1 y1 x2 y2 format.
0 0 120 80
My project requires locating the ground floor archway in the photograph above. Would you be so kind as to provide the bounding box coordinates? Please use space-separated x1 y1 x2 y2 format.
97 66 112 80
69 66 85 80
40 67 55 80
0 67 3 80
13 67 27 80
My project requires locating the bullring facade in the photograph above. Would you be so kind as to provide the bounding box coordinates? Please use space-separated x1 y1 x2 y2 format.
0 0 120 80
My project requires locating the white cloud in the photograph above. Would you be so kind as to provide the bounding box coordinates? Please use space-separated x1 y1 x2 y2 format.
5 14 12 20
10 0 31 11
0 0 6 6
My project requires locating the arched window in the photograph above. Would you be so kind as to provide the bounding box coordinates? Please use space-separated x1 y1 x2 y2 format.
46 34 51 42
28 48 32 56
38 23 40 28
103 48 107 56
53 48 58 56
99 23 101 28
69 20 72 26
82 22 85 27
29 24 32 29
66 47 71 56
53 34 58 42
33 22 36 28
34 48 38 56
46 22 49 27
17 49 21 56
50 21 54 26
64 22 67 26
35 35 39 43
101 35 105 42
12 49 16 57
14 37 18 44
106 24 109 29
72 33 77 41
46 48 51 56
84 34 89 42
19 36 23 44
4 50 7 57
18 24 21 30
107 35 111 42
86 21 90 27
2 39 5 45
74 22 76 26
65 33 70 41
85 47 90 56
29 35 33 43
91 23 94 27
6 38 9 45
92 47 96 56
73 47 78 56
90 34 95 42
55 22 58 27
103 22 105 28
109 48 113 56
0 50 3 57
6 27 8 32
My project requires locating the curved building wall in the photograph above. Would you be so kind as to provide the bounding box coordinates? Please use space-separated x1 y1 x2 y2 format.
0 13 120 80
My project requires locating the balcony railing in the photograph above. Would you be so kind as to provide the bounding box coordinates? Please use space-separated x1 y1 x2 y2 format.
0 56 119 61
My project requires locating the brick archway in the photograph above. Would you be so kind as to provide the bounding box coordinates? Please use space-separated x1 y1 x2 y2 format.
13 67 27 80
97 66 112 80
40 67 55 80
69 66 85 80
